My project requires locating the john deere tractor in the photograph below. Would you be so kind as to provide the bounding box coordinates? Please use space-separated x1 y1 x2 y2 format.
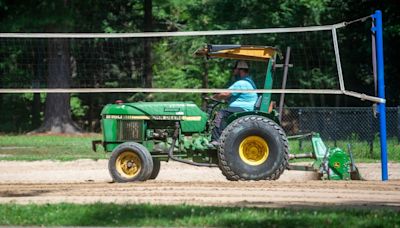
93 44 361 182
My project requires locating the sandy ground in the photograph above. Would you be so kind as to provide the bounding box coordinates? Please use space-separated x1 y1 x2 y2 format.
0 160 399 209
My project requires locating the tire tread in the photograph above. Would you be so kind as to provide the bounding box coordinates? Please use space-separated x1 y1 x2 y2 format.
218 116 289 181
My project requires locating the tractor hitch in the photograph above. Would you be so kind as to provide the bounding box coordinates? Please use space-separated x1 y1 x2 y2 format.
167 122 218 167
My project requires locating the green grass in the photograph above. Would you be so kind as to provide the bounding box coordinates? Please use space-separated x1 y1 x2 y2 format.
0 134 398 162
0 134 108 161
0 203 398 227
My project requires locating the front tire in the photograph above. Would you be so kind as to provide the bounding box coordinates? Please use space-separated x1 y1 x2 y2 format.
149 158 161 180
108 142 154 182
218 115 289 181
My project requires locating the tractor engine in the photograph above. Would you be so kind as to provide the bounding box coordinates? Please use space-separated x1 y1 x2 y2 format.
99 101 209 156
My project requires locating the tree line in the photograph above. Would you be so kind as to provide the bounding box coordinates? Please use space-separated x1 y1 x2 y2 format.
0 0 398 133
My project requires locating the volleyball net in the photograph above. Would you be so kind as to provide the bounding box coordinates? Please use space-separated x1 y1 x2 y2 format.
0 15 383 104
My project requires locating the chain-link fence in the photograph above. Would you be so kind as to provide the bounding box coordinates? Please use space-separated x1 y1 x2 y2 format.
281 107 400 157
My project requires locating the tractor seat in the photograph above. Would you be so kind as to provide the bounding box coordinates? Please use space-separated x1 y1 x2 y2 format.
254 96 262 111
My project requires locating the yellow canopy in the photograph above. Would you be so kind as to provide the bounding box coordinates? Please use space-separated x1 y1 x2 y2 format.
194 45 279 61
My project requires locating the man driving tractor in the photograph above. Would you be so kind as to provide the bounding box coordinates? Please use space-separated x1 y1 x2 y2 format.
211 60 258 145
99 44 292 182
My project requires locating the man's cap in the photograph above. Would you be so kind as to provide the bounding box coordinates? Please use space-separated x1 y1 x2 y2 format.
235 60 249 69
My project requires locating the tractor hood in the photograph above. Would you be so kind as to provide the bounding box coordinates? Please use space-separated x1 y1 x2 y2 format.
101 101 208 132
101 101 207 121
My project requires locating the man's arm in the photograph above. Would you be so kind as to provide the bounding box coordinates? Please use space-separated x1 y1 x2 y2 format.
212 79 244 101
212 92 231 101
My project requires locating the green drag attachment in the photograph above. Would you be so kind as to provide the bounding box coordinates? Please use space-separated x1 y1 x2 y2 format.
288 133 362 180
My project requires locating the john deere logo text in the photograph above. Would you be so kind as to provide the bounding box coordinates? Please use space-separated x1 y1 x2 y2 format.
104 115 201 121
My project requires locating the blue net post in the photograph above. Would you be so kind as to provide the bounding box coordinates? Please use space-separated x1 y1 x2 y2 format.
372 10 388 181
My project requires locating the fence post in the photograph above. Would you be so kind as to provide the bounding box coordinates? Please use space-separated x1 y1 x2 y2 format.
372 10 388 181
298 108 303 152
278 47 291 122
333 108 337 147
369 107 374 158
397 106 400 143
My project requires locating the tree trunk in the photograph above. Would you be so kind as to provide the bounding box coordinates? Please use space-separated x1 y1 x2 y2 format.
309 94 315 107
143 0 153 88
320 94 325 106
32 93 41 128
32 45 45 129
31 38 81 134
335 95 340 107
88 94 94 132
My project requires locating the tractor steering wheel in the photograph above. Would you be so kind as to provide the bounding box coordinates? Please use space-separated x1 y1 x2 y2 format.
204 96 225 117
204 96 223 103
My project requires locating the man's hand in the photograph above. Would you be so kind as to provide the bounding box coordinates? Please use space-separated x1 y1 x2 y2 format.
212 92 231 101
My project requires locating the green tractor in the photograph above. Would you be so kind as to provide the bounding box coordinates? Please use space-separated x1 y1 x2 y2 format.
92 44 361 182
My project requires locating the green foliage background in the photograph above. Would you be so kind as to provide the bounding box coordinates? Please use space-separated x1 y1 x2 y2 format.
0 0 399 133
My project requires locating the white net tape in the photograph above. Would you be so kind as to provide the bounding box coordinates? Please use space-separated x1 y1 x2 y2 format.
0 19 384 104
0 23 346 38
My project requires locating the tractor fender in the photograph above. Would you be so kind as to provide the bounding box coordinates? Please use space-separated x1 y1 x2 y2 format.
226 110 280 126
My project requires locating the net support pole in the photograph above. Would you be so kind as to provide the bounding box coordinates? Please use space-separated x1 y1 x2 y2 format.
372 10 388 181
332 28 345 91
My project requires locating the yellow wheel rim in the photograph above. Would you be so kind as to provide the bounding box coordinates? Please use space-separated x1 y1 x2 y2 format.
115 151 142 178
239 136 269 166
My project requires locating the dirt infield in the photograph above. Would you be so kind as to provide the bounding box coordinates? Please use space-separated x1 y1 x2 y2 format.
0 160 399 208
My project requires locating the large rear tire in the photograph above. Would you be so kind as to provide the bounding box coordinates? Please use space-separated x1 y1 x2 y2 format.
108 142 153 182
218 115 289 181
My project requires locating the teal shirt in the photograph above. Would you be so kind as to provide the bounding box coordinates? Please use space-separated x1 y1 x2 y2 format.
228 76 258 111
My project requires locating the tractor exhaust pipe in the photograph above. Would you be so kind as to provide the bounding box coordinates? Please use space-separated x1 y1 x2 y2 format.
167 122 218 167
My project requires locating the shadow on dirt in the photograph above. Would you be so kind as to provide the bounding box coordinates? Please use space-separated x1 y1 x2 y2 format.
0 189 52 197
